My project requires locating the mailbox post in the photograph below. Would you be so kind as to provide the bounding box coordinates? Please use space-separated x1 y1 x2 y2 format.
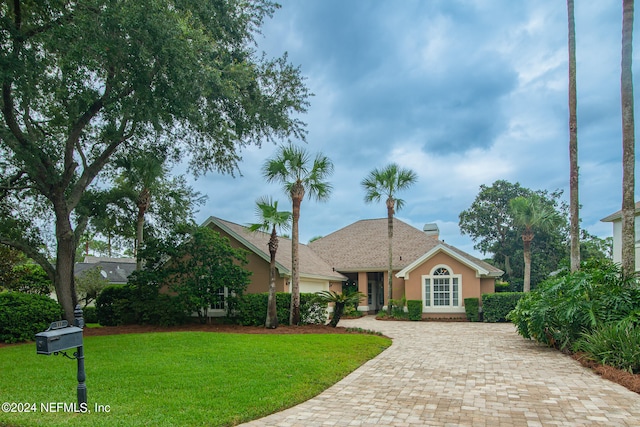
35 304 87 406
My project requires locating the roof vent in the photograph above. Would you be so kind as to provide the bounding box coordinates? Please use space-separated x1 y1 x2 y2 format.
423 223 439 238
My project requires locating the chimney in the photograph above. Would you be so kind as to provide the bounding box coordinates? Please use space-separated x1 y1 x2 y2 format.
423 223 439 239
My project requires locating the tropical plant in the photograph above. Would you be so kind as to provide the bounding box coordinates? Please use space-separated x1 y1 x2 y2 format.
111 150 168 270
0 0 310 322
248 196 292 329
567 0 580 272
509 195 564 292
263 144 334 325
361 163 417 314
621 0 636 275
508 260 640 350
315 290 365 327
573 314 640 373
459 181 571 285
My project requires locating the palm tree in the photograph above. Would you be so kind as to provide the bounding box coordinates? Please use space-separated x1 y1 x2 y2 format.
248 196 291 329
509 196 563 292
567 0 580 272
361 163 418 314
113 150 167 270
263 144 334 325
621 0 636 275
315 290 365 327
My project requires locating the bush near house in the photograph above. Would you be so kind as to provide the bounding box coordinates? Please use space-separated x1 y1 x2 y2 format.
508 260 640 351
407 300 422 321
234 293 327 326
464 298 480 322
482 292 524 323
96 284 188 326
0 292 63 343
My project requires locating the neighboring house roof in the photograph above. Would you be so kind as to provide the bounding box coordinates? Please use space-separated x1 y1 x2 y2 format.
309 218 502 277
74 257 136 284
600 201 640 222
202 216 347 282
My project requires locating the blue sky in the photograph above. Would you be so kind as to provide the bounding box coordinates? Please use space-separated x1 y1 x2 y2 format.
185 1 638 258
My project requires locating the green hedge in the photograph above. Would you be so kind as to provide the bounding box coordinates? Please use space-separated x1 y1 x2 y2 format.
464 298 480 322
407 300 422 321
0 292 63 343
96 285 188 326
233 293 327 326
482 292 524 323
82 306 98 323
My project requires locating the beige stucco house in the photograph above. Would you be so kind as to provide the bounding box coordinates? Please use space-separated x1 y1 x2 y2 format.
309 218 503 319
204 216 502 319
600 202 640 270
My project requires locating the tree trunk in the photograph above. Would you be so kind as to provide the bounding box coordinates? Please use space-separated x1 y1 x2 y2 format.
568 0 581 272
266 226 279 329
386 197 394 315
522 233 533 293
54 210 79 322
135 188 150 271
290 184 304 325
621 0 636 276
330 302 344 327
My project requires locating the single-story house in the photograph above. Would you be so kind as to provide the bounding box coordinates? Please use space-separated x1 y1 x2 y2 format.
202 216 346 316
204 216 503 319
309 218 503 319
601 201 640 270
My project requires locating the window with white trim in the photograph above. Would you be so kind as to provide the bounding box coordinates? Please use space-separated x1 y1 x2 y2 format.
423 266 461 310
211 287 227 310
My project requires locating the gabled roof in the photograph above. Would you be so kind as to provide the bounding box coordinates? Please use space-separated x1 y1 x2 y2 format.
74 259 136 284
202 216 346 282
309 218 502 277
600 201 640 222
396 243 503 279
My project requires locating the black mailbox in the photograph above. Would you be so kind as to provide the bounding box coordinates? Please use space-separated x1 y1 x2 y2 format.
35 320 83 355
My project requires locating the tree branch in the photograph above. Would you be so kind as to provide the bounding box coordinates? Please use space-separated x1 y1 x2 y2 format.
0 235 56 282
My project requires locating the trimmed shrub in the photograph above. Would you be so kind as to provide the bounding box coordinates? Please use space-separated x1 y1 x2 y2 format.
82 306 98 324
464 298 480 322
96 285 187 326
482 292 524 323
494 281 510 293
96 285 133 326
0 292 63 343
407 300 422 321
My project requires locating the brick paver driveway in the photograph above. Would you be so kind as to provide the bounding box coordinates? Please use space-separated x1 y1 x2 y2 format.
241 316 640 427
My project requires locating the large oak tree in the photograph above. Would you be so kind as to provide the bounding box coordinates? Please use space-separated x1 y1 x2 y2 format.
0 0 310 321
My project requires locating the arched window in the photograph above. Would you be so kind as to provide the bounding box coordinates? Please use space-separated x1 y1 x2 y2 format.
423 265 461 310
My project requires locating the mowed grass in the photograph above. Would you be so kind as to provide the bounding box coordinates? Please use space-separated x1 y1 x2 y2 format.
0 332 390 427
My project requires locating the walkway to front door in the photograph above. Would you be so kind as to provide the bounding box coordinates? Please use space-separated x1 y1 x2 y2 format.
242 316 640 426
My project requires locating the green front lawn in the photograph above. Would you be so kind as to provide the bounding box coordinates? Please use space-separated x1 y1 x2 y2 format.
0 332 390 427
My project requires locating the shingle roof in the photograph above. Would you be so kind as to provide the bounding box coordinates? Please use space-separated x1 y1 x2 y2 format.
202 217 346 282
309 218 502 276
74 260 136 284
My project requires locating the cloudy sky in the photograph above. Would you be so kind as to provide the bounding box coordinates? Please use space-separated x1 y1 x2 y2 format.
185 0 638 258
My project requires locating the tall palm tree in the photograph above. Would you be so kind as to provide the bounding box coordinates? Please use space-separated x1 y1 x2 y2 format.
361 163 417 314
621 0 636 275
567 0 580 272
113 151 167 270
248 196 291 329
263 144 334 325
509 196 563 292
